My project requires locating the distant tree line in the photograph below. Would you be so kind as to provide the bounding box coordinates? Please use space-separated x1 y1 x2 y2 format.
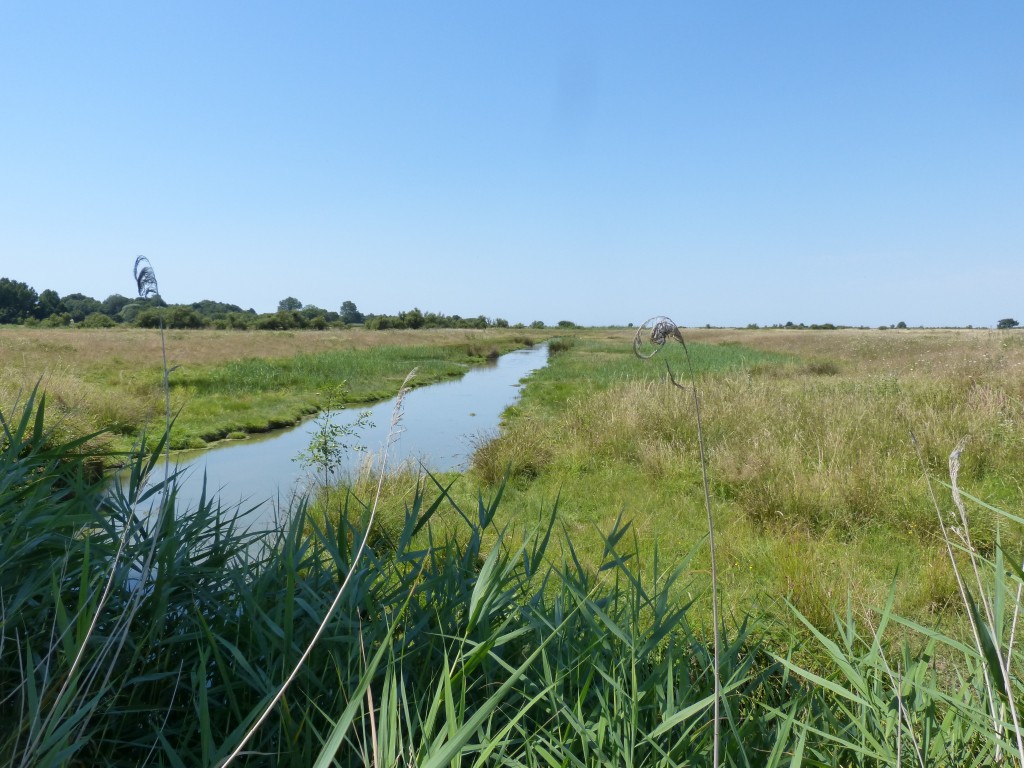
362 307 562 331
0 276 559 331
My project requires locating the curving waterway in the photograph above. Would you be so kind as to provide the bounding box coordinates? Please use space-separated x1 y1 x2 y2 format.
144 343 548 520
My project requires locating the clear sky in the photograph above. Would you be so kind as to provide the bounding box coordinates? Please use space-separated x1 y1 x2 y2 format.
1 2 1021 328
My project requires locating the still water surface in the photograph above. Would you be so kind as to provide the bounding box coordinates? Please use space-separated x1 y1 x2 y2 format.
156 344 548 518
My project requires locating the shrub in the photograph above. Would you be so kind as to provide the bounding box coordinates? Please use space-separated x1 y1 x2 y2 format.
81 311 116 328
41 313 71 327
254 310 306 330
165 306 208 329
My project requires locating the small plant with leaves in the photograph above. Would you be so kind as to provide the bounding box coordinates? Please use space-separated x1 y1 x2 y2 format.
293 382 373 510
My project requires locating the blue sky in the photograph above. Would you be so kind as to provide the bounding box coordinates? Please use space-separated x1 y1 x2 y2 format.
1 2 1021 327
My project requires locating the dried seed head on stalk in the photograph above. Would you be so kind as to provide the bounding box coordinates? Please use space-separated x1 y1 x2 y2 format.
632 311 719 767
134 255 159 300
949 436 972 532
633 315 685 359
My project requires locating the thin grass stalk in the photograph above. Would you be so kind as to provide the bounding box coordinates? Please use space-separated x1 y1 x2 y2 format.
220 368 418 767
950 441 998 645
1008 577 1023 670
111 257 177 643
949 440 1024 763
358 619 380 768
133 255 176 490
1008 525 1024 668
71 257 182 745
633 317 721 768
666 359 721 767
912 432 1010 760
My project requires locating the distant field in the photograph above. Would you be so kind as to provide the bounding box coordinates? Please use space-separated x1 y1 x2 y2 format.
0 326 550 450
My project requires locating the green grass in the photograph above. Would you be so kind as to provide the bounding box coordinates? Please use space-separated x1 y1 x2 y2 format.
142 341 535 450
163 341 540 449
0 327 546 454
4 385 1024 766
468 330 1024 638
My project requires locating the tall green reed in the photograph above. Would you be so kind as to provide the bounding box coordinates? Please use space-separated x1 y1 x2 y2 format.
2 384 780 765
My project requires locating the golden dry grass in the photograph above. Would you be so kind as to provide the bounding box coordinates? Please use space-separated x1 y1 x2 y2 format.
688 326 1024 378
0 326 540 370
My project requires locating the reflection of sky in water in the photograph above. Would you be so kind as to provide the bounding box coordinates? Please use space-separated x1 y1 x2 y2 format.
153 344 548 519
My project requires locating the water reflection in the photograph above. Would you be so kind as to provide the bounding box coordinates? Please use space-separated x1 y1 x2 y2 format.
148 344 548 518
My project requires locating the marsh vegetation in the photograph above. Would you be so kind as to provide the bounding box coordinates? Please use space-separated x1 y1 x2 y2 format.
3 324 1024 765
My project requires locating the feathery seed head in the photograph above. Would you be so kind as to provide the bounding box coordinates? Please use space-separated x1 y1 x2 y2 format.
133 255 159 300
633 315 685 359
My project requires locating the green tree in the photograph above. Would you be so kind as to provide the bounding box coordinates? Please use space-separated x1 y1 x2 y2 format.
300 304 328 322
190 299 245 319
118 303 145 323
100 293 133 318
400 307 425 329
277 296 302 312
997 318 1019 329
61 293 102 323
0 278 39 323
36 289 65 319
339 300 364 324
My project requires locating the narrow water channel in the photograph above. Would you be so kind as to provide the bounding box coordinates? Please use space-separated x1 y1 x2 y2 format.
149 343 548 519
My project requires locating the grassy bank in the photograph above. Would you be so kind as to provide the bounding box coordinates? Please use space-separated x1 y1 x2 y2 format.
468 328 1024 633
0 326 548 451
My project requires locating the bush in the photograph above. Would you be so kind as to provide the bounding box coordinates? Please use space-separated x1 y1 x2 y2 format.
134 309 163 328
164 306 207 329
254 310 306 330
81 311 116 328
41 313 72 327
225 311 254 330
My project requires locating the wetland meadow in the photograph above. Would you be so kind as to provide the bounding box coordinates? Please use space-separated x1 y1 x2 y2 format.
3 323 1024 765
